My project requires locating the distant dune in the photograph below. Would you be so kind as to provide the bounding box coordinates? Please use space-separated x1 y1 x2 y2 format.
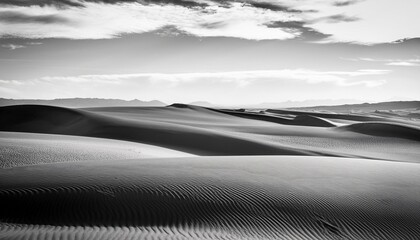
1 104 419 161
1 103 420 239
291 101 420 115
337 122 420 141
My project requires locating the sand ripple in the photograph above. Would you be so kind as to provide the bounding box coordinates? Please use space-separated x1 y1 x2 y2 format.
1 156 420 239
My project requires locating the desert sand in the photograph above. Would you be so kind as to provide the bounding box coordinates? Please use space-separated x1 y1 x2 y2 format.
1 103 420 239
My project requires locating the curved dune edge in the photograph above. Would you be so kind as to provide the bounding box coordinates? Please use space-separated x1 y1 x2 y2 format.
213 109 337 127
337 122 420 141
0 132 195 168
266 109 389 122
1 156 420 239
1 105 419 161
293 115 336 127
0 105 325 156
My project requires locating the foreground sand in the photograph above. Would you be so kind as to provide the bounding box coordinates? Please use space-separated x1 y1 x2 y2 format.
1 104 420 239
1 156 420 239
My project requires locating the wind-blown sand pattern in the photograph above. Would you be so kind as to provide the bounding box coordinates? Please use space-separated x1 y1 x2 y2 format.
1 104 420 239
2 157 420 239
0 132 194 168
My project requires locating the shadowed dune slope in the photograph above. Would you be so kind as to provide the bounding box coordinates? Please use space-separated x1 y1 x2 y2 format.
0 105 313 156
338 122 420 142
292 115 336 127
212 109 336 127
267 109 389 122
1 105 420 161
1 156 420 239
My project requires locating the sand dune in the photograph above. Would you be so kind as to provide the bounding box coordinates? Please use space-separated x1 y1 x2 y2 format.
338 122 420 141
1 156 420 239
0 132 194 168
1 104 419 161
0 105 324 156
1 104 420 239
292 115 336 127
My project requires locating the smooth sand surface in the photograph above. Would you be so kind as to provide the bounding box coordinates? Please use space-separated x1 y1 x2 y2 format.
1 156 420 239
1 104 420 239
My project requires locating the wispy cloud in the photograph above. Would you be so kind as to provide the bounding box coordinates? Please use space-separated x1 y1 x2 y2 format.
0 69 393 103
345 57 420 67
333 0 364 7
318 14 360 23
265 20 331 41
27 41 43 45
1 69 389 87
1 44 26 50
386 62 420 67
0 10 69 24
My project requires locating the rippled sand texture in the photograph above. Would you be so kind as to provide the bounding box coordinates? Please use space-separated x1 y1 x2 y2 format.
1 104 420 239
2 157 420 240
0 132 194 168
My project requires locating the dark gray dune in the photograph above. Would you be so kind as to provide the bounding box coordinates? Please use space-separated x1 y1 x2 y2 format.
267 109 389 122
1 105 420 161
0 105 314 156
292 115 336 127
0 104 87 133
338 122 420 142
1 156 420 239
210 108 299 125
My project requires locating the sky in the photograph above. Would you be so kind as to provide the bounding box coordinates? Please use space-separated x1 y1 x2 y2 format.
0 0 419 105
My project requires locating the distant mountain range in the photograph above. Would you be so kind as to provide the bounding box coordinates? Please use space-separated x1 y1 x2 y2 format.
241 99 367 109
0 98 166 108
1 98 419 111
188 99 368 109
291 101 420 113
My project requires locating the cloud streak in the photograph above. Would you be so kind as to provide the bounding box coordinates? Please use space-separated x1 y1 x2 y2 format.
316 14 360 23
1 69 390 87
0 11 69 24
386 62 420 67
0 69 392 103
346 57 420 67
265 20 331 41
333 0 364 7
1 44 26 50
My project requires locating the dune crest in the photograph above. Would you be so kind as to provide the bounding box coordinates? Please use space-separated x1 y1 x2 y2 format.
0 132 194 168
338 122 420 141
1 105 420 161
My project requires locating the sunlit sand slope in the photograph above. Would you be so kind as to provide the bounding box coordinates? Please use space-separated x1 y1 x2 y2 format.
0 132 194 168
